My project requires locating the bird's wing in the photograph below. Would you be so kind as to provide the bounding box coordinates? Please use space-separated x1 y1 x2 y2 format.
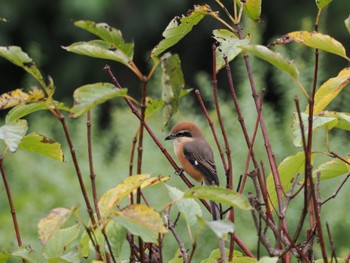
183 143 219 186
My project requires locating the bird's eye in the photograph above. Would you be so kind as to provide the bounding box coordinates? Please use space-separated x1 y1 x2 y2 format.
177 131 192 138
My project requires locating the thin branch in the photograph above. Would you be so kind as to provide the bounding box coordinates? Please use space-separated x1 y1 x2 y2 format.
0 152 24 263
326 222 337 263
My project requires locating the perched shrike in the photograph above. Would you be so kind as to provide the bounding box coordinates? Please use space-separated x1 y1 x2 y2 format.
165 121 220 219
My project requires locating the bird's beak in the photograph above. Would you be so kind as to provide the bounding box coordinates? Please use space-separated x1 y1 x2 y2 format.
165 134 175 140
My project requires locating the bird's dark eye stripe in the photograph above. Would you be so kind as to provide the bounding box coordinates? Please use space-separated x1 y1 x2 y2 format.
176 131 192 138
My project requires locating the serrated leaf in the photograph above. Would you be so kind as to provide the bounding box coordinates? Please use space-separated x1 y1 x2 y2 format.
43 224 80 260
315 0 333 9
0 88 45 110
201 218 234 239
345 16 350 35
276 31 349 60
5 101 69 123
19 133 64 161
307 68 350 115
292 112 337 147
152 4 217 56
74 20 134 59
314 158 350 180
0 46 46 87
98 174 150 217
165 184 202 226
115 204 167 244
241 0 262 21
238 44 299 79
63 40 132 67
38 208 73 245
267 152 313 207
70 83 127 118
0 119 27 152
161 53 185 127
213 29 248 72
184 186 252 210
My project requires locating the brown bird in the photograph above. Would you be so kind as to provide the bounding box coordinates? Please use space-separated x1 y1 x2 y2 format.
165 121 220 219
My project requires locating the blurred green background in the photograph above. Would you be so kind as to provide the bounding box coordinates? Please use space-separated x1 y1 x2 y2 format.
1 0 350 261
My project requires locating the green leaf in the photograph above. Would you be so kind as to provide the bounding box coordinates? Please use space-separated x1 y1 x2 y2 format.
183 186 252 210
165 184 202 226
161 53 185 127
145 97 164 118
98 174 150 217
0 119 28 152
213 29 248 72
202 219 234 239
307 67 350 115
345 16 350 35
314 158 350 180
277 31 349 60
0 46 46 87
104 220 126 261
43 224 81 260
292 112 337 147
242 0 262 21
315 258 346 263
0 246 36 262
321 111 350 131
74 20 134 59
19 133 64 161
238 44 299 79
152 5 216 57
258 257 279 263
115 204 167 244
63 40 132 67
70 83 127 118
267 152 313 207
315 0 333 9
6 101 70 123
168 249 183 263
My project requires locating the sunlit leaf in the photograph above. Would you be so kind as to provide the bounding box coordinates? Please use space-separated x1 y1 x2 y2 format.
70 83 127 118
314 157 350 180
0 46 46 87
38 208 73 245
0 119 27 152
19 133 64 161
292 112 337 147
74 20 134 59
98 174 150 217
139 176 170 189
241 0 262 21
0 17 8 22
275 31 349 60
63 40 132 67
5 101 69 123
258 257 279 263
165 184 202 226
0 88 45 110
161 53 185 128
315 0 333 9
321 111 350 131
345 16 350 35
267 152 314 207
184 186 252 210
213 29 248 71
152 4 217 56
115 204 167 244
307 68 350 115
238 43 299 79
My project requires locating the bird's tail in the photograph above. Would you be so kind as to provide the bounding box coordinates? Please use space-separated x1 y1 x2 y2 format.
210 200 221 220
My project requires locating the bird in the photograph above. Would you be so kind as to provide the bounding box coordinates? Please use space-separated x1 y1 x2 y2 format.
165 121 220 219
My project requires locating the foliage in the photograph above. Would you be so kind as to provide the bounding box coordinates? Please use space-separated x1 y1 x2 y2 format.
1 0 350 262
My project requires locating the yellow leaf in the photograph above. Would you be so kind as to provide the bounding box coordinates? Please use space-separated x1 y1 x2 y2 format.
0 88 45 110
